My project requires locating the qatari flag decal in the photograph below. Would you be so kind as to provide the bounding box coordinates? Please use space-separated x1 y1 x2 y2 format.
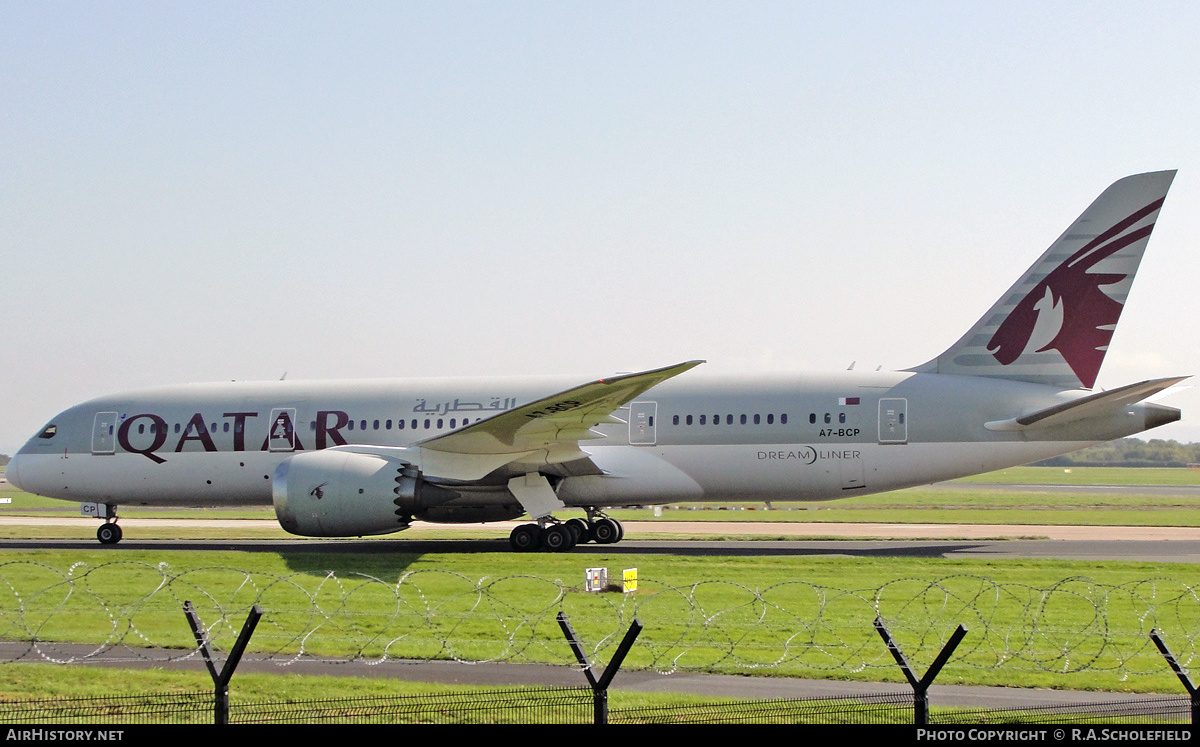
839 397 860 406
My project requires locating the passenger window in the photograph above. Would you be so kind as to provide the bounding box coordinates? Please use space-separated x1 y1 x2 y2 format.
781 414 788 425
740 414 747 425
754 414 760 425
700 415 707 425
839 413 846 424
767 414 774 425
686 415 693 425
673 415 680 425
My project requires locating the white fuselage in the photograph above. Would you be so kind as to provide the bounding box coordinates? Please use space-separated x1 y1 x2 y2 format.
8 369 1172 517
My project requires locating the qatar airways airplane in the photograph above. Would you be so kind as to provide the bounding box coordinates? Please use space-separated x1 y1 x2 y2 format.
7 171 1185 551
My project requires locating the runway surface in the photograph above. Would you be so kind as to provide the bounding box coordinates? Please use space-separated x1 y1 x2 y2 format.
3 515 1200 562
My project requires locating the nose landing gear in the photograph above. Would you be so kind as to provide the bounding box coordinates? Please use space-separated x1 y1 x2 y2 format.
96 519 122 545
83 502 122 545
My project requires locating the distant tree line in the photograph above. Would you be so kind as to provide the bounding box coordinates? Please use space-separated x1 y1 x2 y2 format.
0 454 8 467
1035 438 1200 468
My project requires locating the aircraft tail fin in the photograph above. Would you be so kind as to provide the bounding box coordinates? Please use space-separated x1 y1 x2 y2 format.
909 170 1176 389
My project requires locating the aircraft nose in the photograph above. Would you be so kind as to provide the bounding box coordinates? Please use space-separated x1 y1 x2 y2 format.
5 454 23 492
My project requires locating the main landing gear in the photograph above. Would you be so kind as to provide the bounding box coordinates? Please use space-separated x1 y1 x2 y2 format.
508 513 625 553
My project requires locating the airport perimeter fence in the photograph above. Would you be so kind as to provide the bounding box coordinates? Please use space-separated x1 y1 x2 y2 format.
0 687 1192 725
0 691 213 724
0 610 1195 726
3 561 1200 724
939 696 1192 726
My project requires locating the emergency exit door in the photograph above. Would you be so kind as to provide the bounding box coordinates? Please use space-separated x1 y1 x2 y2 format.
878 398 908 444
628 402 657 445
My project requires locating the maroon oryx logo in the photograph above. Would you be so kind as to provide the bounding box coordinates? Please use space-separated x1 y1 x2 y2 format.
987 198 1163 388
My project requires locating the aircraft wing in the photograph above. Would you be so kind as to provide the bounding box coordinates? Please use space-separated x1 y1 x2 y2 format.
380 360 703 480
985 376 1189 431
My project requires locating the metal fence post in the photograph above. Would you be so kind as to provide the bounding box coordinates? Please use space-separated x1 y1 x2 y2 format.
557 612 643 724
183 601 263 725
874 616 967 725
1151 629 1198 724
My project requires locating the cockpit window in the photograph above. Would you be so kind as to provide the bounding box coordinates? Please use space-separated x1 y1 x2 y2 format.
38 424 57 439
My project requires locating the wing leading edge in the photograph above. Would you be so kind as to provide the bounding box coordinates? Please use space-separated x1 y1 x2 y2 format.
335 360 704 482
418 359 703 476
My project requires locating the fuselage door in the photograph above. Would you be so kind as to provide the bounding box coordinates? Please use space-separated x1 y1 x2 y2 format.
92 412 118 454
268 408 298 452
628 401 657 445
878 398 908 444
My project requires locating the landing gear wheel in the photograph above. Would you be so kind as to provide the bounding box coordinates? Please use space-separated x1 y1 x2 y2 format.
96 523 122 545
541 524 577 553
591 518 621 545
509 523 542 552
564 518 588 545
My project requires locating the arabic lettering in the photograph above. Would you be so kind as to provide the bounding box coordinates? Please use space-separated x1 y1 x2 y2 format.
412 397 517 415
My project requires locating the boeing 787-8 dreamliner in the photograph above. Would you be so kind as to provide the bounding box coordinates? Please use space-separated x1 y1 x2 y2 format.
8 171 1185 551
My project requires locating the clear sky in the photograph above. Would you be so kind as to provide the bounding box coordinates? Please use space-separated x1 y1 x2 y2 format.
2 2 1198 456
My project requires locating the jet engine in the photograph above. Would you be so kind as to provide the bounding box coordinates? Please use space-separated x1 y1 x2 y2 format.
272 450 459 537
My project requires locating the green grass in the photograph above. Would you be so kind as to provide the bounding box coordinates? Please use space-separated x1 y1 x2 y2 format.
625 466 1200 526
0 548 1197 695
955 466 1200 486
1 466 1199 703
0 662 856 725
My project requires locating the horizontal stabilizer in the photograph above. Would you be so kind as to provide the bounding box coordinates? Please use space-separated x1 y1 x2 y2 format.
985 376 1189 431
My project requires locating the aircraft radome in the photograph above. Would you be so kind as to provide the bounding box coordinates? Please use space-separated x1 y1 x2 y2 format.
8 171 1186 551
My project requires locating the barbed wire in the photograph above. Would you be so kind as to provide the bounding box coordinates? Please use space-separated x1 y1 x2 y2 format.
0 561 1195 684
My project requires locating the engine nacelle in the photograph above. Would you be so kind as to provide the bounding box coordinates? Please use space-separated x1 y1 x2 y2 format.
272 450 458 537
